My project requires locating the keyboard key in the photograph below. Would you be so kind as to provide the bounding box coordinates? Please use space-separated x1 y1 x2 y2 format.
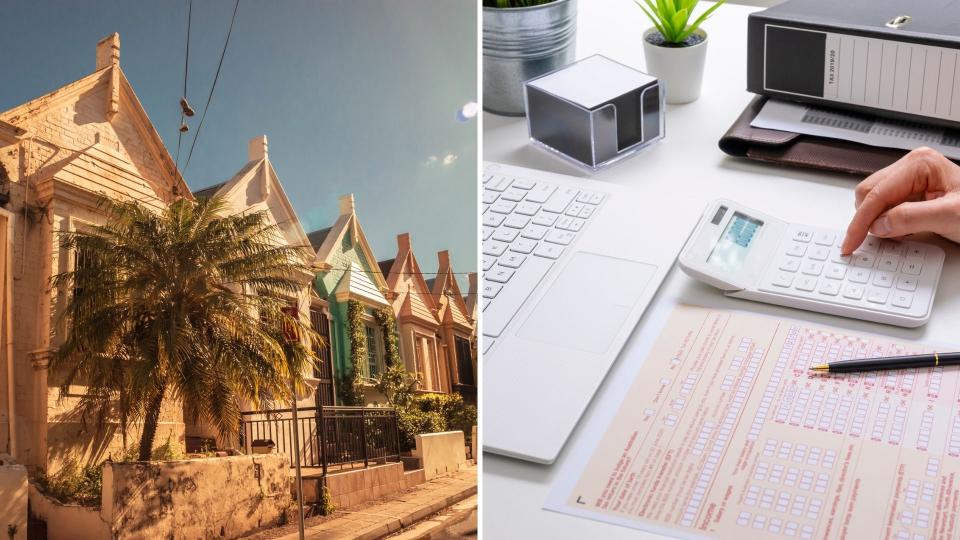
482 256 496 271
556 217 585 232
512 178 536 189
891 291 913 308
487 176 513 191
896 276 918 291
779 258 801 272
545 229 576 245
872 271 894 288
848 268 871 283
818 281 840 296
482 213 505 227
902 257 923 275
520 225 548 240
877 255 900 272
498 253 526 269
487 267 515 283
905 245 925 258
867 289 889 304
825 264 846 280
772 272 794 287
542 187 579 214
483 240 509 256
801 261 823 276
814 231 836 246
532 213 557 227
795 276 817 291
526 184 556 204
510 239 538 254
576 191 605 205
793 229 813 243
515 202 541 216
501 188 527 202
565 202 585 217
482 226 494 240
482 256 554 337
503 215 530 229
482 336 494 352
492 228 519 243
482 281 503 298
808 246 830 261
490 200 516 214
860 236 880 252
842 284 864 300
534 243 564 259
852 252 876 267
830 248 851 264
880 240 904 256
482 190 500 204
786 243 807 257
577 205 596 219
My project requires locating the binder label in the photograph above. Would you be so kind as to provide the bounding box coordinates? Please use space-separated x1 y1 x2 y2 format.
764 24 960 122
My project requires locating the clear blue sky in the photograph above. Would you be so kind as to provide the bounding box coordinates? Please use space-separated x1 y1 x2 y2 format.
0 0 477 288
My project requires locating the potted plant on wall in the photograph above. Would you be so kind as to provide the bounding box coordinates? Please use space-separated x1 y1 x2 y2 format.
482 0 578 116
636 0 725 104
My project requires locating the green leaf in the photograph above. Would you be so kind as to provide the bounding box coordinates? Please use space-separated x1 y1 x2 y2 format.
680 0 726 40
635 0 667 37
670 8 689 41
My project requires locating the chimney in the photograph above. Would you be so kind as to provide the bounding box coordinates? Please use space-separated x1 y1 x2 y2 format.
397 233 411 251
438 250 451 269
248 135 268 161
339 194 355 215
468 272 477 293
96 33 120 70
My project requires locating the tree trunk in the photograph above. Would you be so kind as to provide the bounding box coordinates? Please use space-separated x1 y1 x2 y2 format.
138 388 165 461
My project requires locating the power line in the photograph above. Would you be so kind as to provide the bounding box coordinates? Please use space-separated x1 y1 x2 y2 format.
182 0 240 175
175 0 193 168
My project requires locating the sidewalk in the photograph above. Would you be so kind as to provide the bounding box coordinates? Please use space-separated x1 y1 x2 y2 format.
245 465 477 540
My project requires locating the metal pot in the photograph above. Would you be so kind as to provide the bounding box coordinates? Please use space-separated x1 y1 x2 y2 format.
482 0 577 116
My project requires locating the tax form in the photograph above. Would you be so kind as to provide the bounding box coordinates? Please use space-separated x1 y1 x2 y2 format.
547 304 960 540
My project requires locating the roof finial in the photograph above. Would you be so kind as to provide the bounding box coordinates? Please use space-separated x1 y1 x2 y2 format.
248 135 268 161
96 33 120 71
339 194 355 216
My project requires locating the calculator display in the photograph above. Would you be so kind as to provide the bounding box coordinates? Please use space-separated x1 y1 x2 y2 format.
707 212 764 272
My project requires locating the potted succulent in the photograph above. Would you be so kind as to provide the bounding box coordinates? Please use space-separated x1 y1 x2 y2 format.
636 0 725 104
483 0 578 116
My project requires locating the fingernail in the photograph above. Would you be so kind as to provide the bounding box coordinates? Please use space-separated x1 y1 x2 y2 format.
871 216 891 236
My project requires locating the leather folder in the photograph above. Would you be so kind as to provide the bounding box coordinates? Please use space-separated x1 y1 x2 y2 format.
719 96 918 177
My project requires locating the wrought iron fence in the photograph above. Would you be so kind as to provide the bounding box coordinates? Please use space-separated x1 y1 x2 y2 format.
239 405 400 475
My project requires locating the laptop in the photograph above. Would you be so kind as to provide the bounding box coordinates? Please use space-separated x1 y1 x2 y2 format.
482 161 701 463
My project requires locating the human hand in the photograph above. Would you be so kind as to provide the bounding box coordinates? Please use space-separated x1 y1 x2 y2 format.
841 147 960 255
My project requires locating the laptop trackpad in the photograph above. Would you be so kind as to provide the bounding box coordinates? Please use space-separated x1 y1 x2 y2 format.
517 252 657 354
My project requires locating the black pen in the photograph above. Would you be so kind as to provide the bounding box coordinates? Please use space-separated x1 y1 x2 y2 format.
810 352 960 373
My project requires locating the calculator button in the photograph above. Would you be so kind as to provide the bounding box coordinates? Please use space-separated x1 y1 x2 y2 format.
792 229 814 243
825 264 847 280
902 257 923 275
801 261 823 276
795 276 817 292
814 232 836 246
852 252 876 267
829 248 851 264
848 268 871 283
786 243 808 257
779 258 801 272
872 271 894 288
866 289 889 304
880 240 904 256
818 281 840 296
842 284 864 300
877 255 900 272
896 276 918 291
808 246 830 261
891 291 913 309
860 236 881 253
772 272 795 288
905 245 925 258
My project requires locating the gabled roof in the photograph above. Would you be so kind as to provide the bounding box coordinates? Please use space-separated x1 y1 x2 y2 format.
464 272 478 319
431 251 472 329
334 261 389 307
312 194 389 294
199 136 313 262
378 258 395 280
307 227 333 252
380 233 439 326
193 180 228 199
0 36 191 200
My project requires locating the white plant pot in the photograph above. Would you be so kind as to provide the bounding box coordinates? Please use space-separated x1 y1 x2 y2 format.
642 28 708 104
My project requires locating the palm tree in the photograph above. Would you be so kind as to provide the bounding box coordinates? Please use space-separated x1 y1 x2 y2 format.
52 196 321 461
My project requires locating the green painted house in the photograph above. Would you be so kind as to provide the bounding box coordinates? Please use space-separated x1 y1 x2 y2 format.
308 194 393 405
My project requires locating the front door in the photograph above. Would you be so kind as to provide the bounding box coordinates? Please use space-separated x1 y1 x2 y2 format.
310 308 335 406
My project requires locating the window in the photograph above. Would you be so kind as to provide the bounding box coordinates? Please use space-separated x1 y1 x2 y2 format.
310 308 334 406
413 333 439 391
364 325 380 377
454 336 474 386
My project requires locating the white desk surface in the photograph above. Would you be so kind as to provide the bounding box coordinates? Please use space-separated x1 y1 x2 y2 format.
481 2 960 539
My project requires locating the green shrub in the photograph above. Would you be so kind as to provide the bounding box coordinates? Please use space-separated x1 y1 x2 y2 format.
395 393 477 452
35 460 103 507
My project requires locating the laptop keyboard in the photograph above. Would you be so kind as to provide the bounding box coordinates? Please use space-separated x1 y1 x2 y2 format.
482 169 606 347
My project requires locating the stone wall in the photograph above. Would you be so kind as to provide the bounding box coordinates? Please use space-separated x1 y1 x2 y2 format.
0 459 27 540
28 484 109 540
414 431 467 480
322 462 406 509
101 454 289 539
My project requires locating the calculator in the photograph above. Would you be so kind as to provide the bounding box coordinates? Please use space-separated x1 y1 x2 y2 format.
678 200 945 327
